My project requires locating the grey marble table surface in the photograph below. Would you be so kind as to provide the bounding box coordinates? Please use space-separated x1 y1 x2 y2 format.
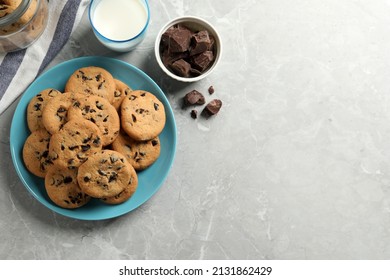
2 0 390 260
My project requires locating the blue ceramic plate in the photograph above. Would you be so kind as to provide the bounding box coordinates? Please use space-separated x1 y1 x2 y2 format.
10 56 177 220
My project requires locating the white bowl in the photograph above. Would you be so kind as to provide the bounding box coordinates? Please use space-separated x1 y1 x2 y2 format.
154 16 222 82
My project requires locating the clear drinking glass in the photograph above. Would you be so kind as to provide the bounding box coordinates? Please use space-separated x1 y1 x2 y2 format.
88 0 150 52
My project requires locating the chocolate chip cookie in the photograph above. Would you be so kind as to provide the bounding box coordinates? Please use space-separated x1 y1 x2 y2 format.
111 130 160 171
45 166 90 209
41 92 84 135
49 118 103 169
101 160 138 204
27 88 62 132
67 95 120 146
65 66 115 103
121 90 166 141
22 129 53 178
77 150 133 198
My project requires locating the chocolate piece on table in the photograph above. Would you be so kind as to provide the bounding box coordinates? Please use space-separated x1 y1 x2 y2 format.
171 59 192 77
192 51 214 72
183 90 205 106
208 86 215 94
190 30 212 56
190 109 198 119
203 99 222 116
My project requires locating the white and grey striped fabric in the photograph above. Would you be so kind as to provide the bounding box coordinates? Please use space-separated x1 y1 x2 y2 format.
0 0 89 116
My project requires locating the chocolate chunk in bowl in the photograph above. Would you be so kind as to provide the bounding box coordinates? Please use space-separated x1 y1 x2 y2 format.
161 25 193 53
155 16 222 82
171 58 192 77
190 30 213 56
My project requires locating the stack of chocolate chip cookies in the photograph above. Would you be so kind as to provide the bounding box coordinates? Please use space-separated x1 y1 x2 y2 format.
22 66 166 209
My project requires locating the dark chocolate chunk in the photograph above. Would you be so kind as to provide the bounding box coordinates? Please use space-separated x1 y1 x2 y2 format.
34 103 41 111
190 30 212 56
68 145 78 151
190 109 198 119
96 101 104 110
92 137 101 146
81 144 90 152
41 150 49 158
57 107 66 113
162 25 192 53
183 90 205 106
171 59 192 77
161 48 189 66
63 176 72 184
189 68 202 77
114 90 121 97
135 108 146 114
208 86 215 94
98 169 107 176
110 155 118 163
192 51 214 72
203 99 222 116
161 26 176 47
109 172 118 183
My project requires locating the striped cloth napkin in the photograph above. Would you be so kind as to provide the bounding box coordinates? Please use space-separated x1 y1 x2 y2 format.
0 0 89 116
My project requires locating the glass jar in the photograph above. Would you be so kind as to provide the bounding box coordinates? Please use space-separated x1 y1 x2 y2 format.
0 0 48 52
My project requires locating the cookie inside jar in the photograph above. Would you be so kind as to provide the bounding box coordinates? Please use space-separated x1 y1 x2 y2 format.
0 0 48 52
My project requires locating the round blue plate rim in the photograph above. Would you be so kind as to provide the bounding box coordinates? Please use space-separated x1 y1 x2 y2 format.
10 56 177 221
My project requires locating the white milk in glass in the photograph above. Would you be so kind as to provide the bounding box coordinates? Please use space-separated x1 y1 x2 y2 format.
92 0 148 41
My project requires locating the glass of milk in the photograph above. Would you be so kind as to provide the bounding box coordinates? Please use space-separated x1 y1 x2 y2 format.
89 0 150 52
